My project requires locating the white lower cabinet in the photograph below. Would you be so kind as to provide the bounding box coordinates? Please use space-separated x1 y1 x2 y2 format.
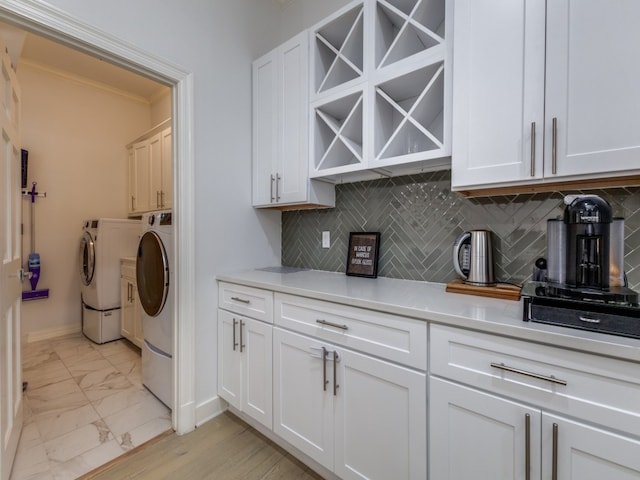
431 377 640 479
430 324 640 480
218 309 272 429
120 259 142 348
273 327 427 480
430 377 541 480
543 413 640 480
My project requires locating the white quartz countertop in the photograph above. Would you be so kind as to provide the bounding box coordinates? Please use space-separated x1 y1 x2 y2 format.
217 267 640 363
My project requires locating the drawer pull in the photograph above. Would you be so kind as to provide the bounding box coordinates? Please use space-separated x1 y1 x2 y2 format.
490 362 567 386
239 319 245 353
231 296 251 304
525 413 531 480
578 316 601 324
316 319 348 330
552 423 559 480
232 318 238 351
322 346 328 392
333 350 341 396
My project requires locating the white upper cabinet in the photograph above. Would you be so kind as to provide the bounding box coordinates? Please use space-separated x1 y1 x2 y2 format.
127 121 171 215
310 0 452 183
450 0 545 189
452 0 640 192
545 0 640 179
252 32 335 209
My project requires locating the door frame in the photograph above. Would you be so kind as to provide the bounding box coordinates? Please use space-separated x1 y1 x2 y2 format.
0 0 197 434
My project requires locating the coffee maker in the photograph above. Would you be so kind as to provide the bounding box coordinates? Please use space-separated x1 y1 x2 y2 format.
564 194 612 289
522 194 640 339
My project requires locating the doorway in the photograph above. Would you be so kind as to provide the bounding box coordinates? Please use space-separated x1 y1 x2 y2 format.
0 1 196 477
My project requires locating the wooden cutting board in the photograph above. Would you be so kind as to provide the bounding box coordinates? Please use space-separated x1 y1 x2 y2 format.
445 279 522 301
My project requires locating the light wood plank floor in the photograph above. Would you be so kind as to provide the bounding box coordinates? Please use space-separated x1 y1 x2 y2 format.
80 412 324 480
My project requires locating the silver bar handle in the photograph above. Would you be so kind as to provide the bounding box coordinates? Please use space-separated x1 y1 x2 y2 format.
525 413 531 480
276 173 281 202
231 296 250 304
530 122 536 177
316 319 349 331
579 316 601 324
131 195 135 211
552 117 558 175
270 174 275 203
156 191 161 208
160 190 165 207
232 318 238 351
322 346 328 391
333 350 339 396
239 320 245 353
490 362 567 386
552 423 559 480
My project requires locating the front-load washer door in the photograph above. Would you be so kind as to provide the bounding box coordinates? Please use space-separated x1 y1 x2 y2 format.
79 231 95 286
136 231 169 317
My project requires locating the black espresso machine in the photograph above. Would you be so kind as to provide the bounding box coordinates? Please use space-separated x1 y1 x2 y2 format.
522 194 640 339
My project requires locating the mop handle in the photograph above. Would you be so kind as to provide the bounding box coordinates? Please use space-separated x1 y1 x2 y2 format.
30 182 36 253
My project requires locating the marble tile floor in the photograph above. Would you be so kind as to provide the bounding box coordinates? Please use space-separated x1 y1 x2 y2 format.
11 333 172 480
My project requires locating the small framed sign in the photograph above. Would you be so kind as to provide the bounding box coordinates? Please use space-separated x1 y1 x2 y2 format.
346 232 381 278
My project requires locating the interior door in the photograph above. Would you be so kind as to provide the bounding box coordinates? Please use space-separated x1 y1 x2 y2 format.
0 43 23 480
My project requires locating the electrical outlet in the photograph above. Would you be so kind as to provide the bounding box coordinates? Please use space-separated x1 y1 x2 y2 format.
322 231 330 249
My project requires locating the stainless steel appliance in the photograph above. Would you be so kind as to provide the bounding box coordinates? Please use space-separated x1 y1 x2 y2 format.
523 195 639 338
453 230 495 286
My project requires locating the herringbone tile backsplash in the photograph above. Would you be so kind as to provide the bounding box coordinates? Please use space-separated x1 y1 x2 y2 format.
282 170 640 290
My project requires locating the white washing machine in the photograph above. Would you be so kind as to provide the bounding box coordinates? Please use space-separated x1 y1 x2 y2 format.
79 218 141 344
137 210 173 409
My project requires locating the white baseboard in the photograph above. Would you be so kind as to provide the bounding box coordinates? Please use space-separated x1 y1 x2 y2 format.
195 395 228 427
25 325 81 343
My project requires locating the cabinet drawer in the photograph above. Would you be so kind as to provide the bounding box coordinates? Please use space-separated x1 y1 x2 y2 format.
218 282 273 323
275 293 426 370
430 324 640 437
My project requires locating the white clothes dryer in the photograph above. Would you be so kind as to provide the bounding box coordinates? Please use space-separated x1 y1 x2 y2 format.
137 210 173 409
79 218 141 344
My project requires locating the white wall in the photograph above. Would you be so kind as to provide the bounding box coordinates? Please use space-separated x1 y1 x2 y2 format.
275 0 351 44
18 62 152 337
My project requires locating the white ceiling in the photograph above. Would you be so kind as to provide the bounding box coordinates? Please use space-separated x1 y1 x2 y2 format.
19 32 168 101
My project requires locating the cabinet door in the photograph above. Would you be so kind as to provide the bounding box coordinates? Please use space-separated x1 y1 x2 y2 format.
542 413 640 480
334 348 427 480
241 317 272 429
217 309 242 411
131 280 143 348
273 327 333 470
160 127 172 209
149 132 163 210
450 0 545 189
120 277 134 340
545 0 640 179
252 49 278 207
430 377 541 480
132 140 151 213
277 32 308 205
